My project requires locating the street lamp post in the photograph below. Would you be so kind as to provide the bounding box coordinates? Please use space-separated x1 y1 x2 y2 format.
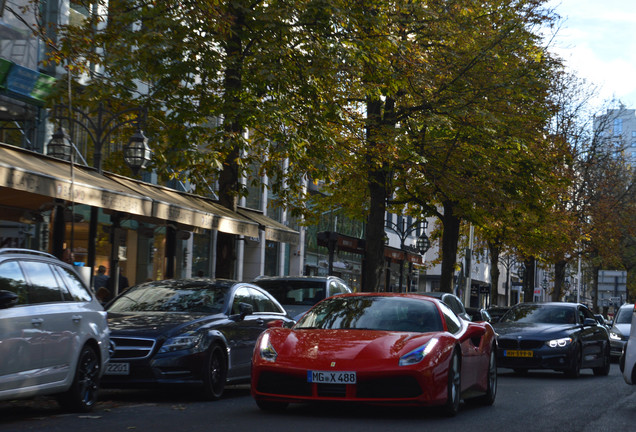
542 274 549 302
385 218 430 292
46 102 152 293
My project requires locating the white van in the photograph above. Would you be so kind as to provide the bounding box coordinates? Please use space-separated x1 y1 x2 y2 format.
620 303 636 384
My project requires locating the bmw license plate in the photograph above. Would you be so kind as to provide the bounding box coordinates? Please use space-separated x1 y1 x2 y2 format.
105 362 130 375
504 350 534 358
308 370 356 384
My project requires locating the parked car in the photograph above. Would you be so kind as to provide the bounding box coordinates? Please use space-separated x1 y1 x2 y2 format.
420 291 470 321
620 304 636 384
103 278 294 399
251 292 497 415
252 275 351 320
493 302 610 378
0 248 110 412
595 314 610 329
466 307 493 323
487 306 510 323
609 304 633 359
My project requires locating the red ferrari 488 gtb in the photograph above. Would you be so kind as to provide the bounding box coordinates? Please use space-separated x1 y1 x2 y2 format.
251 292 497 416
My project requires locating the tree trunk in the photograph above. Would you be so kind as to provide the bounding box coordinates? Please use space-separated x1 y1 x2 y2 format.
216 5 244 279
488 243 501 308
552 259 567 301
523 257 535 302
362 98 389 292
440 200 461 293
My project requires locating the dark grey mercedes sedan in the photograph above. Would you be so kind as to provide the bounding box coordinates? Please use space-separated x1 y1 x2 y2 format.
103 278 293 399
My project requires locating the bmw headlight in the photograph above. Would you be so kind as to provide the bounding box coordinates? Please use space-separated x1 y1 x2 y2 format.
158 332 203 353
259 332 278 362
399 338 439 366
546 337 572 348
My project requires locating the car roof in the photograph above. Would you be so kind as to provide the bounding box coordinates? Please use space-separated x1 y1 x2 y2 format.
134 278 246 290
511 302 581 309
253 275 344 282
0 248 58 260
420 291 447 299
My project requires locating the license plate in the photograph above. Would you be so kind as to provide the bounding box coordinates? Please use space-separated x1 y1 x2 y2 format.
105 362 130 375
307 370 356 384
504 350 534 358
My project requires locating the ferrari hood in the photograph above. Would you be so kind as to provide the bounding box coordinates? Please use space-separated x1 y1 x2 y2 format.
269 328 435 365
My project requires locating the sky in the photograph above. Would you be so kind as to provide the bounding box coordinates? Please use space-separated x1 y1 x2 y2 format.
546 0 636 109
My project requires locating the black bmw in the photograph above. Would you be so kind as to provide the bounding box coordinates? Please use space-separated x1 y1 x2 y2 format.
493 302 610 378
102 278 294 399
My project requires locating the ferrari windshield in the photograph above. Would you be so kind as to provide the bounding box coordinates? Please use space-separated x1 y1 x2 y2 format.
107 282 228 314
294 296 443 332
500 304 578 324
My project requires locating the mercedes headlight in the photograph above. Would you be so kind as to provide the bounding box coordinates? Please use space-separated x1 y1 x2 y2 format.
158 332 203 353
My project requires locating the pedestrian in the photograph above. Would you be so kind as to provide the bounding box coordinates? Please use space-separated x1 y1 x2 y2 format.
93 265 110 292
96 287 111 305
119 273 129 292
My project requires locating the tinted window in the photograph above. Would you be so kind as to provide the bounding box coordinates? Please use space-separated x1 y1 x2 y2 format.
232 287 252 314
255 280 325 305
501 304 577 324
439 302 461 333
579 306 595 322
0 261 28 305
108 283 227 313
295 296 443 333
615 306 634 324
22 261 63 304
447 296 463 315
249 288 284 313
57 266 92 302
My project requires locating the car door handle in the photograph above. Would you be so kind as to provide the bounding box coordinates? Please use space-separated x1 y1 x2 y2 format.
257 318 265 325
31 318 44 327
72 315 82 323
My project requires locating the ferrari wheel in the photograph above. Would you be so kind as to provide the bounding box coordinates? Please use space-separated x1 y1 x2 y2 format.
202 344 227 400
444 349 461 416
475 348 497 406
255 398 289 411
593 344 611 376
57 345 100 412
565 343 581 378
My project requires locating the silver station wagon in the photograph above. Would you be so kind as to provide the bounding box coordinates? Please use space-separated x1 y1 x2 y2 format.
0 248 110 412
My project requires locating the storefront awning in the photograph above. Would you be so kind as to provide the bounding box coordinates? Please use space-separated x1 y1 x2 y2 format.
0 143 152 216
237 208 299 244
0 143 298 242
104 173 260 237
0 143 299 243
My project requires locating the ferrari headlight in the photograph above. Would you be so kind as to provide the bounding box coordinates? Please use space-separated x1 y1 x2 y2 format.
158 332 203 353
399 338 439 366
259 332 278 362
609 331 622 341
547 337 572 348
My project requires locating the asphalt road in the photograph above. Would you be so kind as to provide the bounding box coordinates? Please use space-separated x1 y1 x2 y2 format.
1 364 634 432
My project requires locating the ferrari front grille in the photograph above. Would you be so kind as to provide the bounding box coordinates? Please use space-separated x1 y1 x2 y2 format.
357 376 422 399
257 371 312 396
317 383 346 397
